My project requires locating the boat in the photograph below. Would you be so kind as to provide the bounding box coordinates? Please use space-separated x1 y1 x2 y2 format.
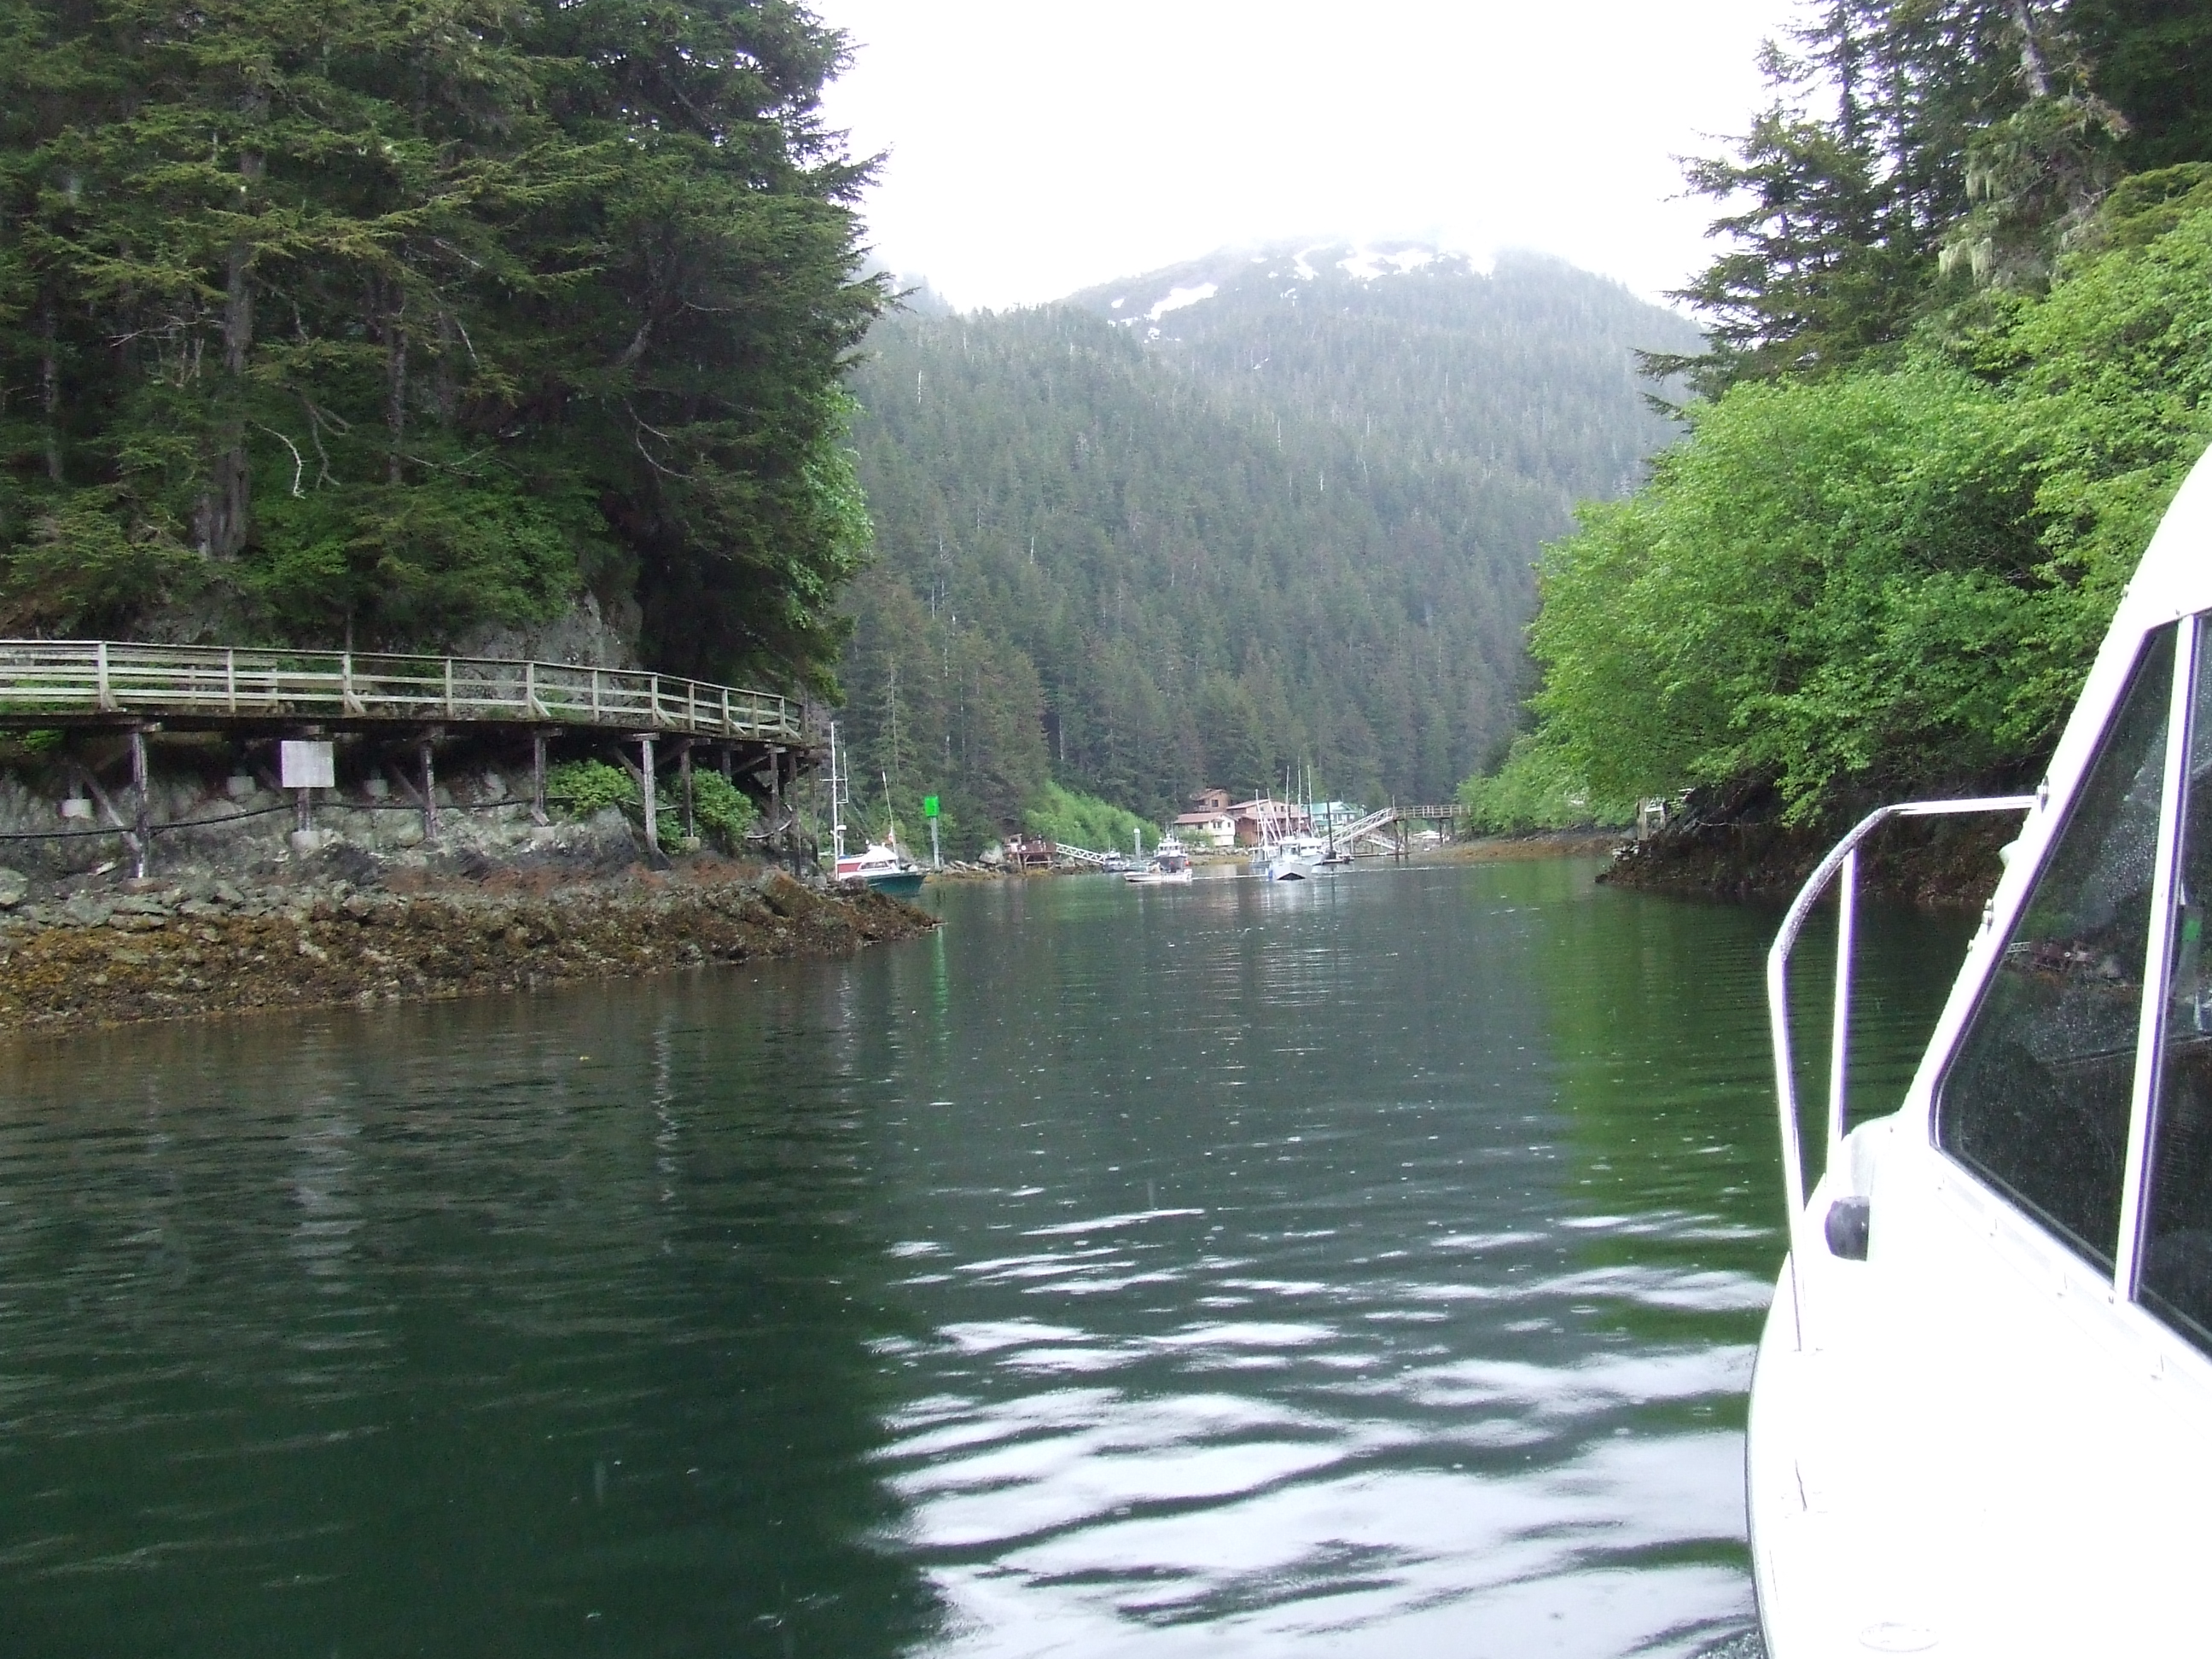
833 839 926 897
1746 446 2212 1656
1125 835 1193 885
1265 771 1339 878
824 724 927 897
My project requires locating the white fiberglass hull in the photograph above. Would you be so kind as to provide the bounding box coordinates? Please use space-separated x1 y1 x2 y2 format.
1750 1122 2212 1657
1748 444 2212 1656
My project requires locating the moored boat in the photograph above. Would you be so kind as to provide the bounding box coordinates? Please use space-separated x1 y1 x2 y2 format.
1265 833 1326 881
1125 835 1193 885
825 722 928 897
833 840 927 897
1747 446 2212 1656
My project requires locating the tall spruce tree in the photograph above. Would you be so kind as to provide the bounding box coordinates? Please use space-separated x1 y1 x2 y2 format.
1657 0 2173 393
0 0 881 686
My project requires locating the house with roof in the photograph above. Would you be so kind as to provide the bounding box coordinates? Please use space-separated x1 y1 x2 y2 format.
1172 788 1238 850
1228 796 1307 847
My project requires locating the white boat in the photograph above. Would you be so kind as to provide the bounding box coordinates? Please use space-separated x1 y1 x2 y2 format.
824 724 925 896
1125 835 1193 885
833 838 926 897
1747 447 2212 1656
1265 832 1332 881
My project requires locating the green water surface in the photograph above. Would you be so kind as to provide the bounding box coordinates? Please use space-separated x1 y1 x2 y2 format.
0 859 1970 1657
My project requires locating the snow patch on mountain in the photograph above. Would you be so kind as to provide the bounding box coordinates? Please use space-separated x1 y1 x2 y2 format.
1146 282 1218 322
1338 246 1435 281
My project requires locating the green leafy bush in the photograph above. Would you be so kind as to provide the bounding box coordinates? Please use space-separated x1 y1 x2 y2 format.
1513 191 2212 825
545 760 638 818
689 770 758 846
1458 733 1634 835
1022 781 1157 855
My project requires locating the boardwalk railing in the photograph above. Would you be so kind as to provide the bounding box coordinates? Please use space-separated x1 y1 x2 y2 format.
0 640 804 742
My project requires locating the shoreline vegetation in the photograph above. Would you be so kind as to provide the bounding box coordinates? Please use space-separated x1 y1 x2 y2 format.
0 855 933 1039
1458 8 2212 889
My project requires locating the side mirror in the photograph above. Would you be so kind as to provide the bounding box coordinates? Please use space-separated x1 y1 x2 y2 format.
1825 1196 1871 1260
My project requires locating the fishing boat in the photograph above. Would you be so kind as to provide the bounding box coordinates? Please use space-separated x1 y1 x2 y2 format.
1125 835 1193 885
824 725 926 897
832 838 926 897
1748 447 2212 1656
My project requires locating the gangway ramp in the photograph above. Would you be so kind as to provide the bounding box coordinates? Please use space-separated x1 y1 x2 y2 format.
1333 803 1462 856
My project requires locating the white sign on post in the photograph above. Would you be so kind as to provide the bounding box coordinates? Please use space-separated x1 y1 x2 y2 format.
279 740 335 790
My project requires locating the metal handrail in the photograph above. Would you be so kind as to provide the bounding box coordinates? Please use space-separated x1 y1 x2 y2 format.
0 639 803 742
1767 795 2036 1343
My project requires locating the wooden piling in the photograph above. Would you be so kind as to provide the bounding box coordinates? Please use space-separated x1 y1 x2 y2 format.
129 725 150 879
679 742 695 841
419 739 440 841
532 731 550 826
636 734 657 849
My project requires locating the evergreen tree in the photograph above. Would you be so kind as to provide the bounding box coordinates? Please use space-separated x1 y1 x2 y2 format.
2069 0 2212 170
1657 0 2174 392
840 248 1695 844
0 0 881 687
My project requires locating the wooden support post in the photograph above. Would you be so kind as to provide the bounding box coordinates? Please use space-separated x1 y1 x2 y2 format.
636 734 657 849
679 741 695 842
531 731 550 826
129 725 150 879
419 739 439 841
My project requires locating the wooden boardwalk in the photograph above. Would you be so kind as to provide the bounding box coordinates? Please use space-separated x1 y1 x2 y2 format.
0 639 805 742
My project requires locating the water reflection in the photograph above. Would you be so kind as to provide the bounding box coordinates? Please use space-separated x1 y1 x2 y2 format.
0 990 938 1658
859 866 1776 1656
0 861 1971 1656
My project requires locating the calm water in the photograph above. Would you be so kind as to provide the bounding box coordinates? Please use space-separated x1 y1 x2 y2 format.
0 860 1970 1657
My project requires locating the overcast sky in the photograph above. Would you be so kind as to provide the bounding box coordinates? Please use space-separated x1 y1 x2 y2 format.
811 1 1806 312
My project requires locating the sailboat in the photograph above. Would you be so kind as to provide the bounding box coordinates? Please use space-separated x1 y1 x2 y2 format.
826 726 926 897
1264 768 1326 879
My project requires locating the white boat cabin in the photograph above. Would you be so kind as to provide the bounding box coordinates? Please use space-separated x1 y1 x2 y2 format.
1750 445 2212 1656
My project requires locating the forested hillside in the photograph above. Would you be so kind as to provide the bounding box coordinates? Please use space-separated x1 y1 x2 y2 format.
838 249 1695 849
0 0 880 688
1469 0 2212 841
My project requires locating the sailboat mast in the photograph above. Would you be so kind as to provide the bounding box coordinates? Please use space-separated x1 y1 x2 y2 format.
829 723 846 862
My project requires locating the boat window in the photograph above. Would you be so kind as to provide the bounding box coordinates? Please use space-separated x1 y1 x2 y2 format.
2141 623 2212 1348
1937 625 2176 1269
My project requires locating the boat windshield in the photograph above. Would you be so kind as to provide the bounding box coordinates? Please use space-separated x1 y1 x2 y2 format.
1937 624 2176 1271
2145 628 2212 1347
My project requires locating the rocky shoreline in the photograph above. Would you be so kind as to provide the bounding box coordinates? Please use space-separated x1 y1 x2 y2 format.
0 857 935 1035
1601 809 2017 908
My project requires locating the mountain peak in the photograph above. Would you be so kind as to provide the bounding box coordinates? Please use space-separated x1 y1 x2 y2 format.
1067 241 1640 345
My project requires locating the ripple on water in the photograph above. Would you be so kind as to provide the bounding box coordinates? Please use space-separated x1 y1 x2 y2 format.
0 860 1959 1656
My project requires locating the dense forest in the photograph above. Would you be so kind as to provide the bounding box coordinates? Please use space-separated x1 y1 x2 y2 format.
838 249 1695 852
0 0 881 689
1467 0 2212 835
